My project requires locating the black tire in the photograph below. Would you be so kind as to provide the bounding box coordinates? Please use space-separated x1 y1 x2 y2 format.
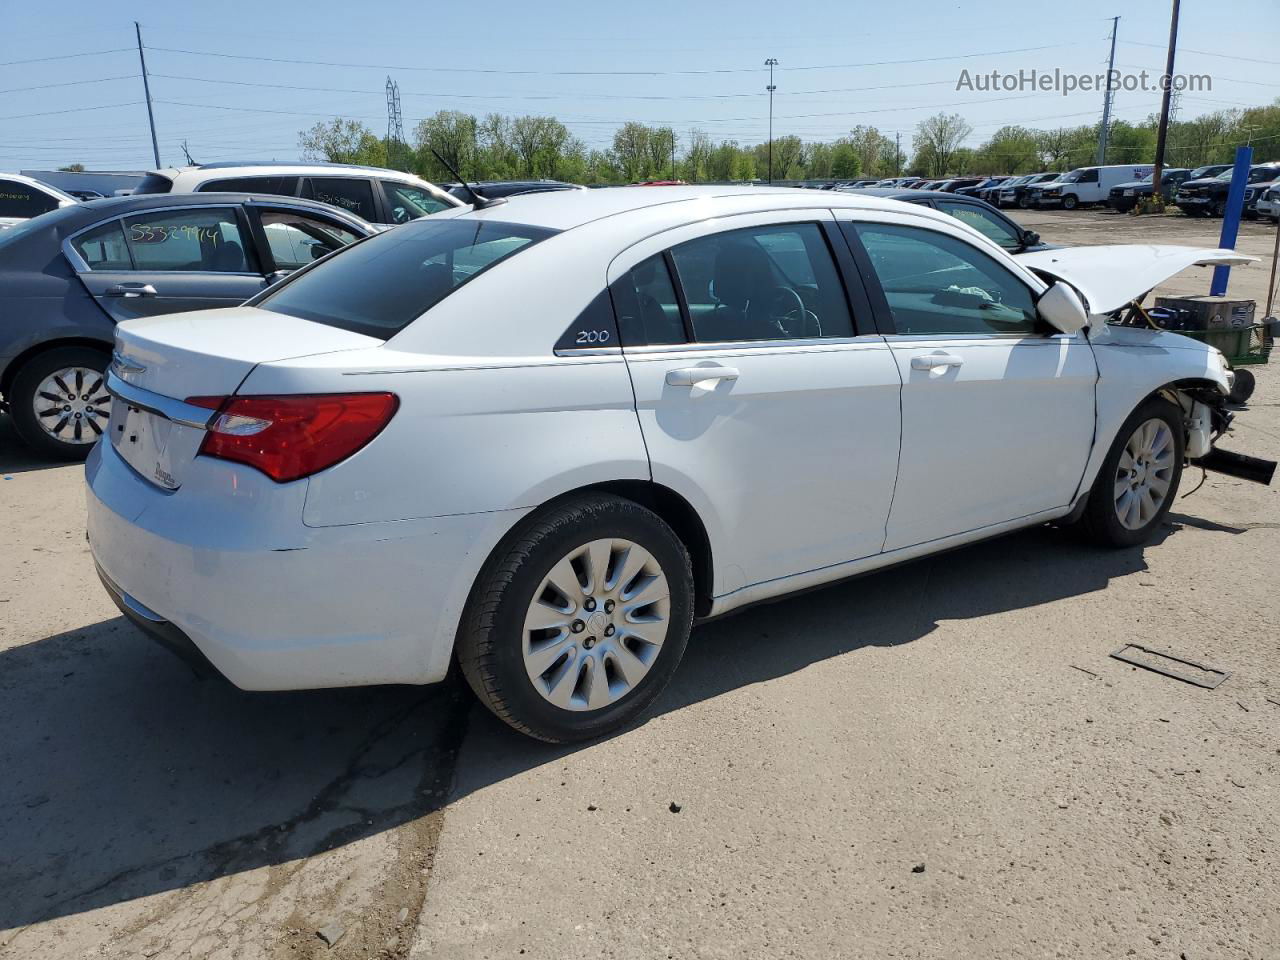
1018 195 1031 209
1210 200 1226 218
1061 194 1079 210
1228 367 1255 405
8 345 111 461
457 493 694 743
1081 396 1185 548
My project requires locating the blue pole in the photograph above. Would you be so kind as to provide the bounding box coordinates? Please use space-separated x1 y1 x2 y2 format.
1210 145 1253 296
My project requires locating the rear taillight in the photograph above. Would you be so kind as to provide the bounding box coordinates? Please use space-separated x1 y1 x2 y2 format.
186 393 398 483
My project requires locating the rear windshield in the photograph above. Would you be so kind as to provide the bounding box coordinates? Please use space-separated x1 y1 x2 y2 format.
255 217 558 340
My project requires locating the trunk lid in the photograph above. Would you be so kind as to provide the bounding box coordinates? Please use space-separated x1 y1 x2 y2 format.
107 306 382 491
1019 245 1255 315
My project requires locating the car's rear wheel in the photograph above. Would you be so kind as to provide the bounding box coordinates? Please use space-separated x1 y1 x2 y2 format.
9 346 112 461
457 493 694 742
1082 397 1184 547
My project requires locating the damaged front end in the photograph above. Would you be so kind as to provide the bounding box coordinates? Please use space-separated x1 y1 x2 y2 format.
1168 383 1277 487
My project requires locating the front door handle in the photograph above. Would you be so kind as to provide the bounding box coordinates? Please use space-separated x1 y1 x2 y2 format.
910 353 964 370
106 283 157 298
666 366 740 387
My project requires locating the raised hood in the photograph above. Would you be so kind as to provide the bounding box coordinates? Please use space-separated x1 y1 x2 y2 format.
1019 245 1256 315
111 306 383 399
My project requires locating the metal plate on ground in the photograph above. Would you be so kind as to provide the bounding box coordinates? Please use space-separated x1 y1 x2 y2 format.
1110 644 1230 689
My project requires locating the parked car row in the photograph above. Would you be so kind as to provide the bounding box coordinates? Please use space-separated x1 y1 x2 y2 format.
1174 162 1280 220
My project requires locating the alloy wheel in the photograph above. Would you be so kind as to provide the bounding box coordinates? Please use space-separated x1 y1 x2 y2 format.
1113 417 1175 530
522 537 670 711
32 366 111 445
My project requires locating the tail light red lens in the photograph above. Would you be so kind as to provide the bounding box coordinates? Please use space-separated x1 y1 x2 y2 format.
186 393 398 483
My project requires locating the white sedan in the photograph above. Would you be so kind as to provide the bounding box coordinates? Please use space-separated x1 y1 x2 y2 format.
87 187 1268 742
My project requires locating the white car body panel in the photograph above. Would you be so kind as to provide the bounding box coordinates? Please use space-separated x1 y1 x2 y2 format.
89 186 1246 691
1020 245 1256 314
606 207 902 592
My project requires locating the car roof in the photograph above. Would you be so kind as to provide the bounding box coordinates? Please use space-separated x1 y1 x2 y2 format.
444 184 965 234
14 191 375 238
844 187 979 203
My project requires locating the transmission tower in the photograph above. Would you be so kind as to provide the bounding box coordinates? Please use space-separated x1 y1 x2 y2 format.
385 76 405 164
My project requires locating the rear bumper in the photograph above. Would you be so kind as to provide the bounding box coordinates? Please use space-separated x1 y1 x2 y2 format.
96 562 216 677
86 439 526 690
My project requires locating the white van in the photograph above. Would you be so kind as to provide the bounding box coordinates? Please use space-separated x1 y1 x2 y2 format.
1030 165 1154 210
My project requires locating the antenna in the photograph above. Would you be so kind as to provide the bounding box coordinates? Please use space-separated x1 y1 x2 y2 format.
181 139 196 165
430 148 506 209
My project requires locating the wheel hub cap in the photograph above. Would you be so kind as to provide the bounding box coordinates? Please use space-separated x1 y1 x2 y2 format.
522 537 670 712
1113 417 1175 530
33 366 111 445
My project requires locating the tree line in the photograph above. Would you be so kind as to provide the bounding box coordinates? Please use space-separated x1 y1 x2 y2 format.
298 100 1280 185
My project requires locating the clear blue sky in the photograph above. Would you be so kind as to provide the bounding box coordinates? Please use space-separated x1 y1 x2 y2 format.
2 0 1276 171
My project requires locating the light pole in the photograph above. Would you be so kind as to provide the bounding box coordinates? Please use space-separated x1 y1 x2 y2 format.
765 58 778 183
1149 0 1180 212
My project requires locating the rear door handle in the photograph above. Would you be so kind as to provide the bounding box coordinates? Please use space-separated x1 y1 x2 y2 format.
910 353 964 370
106 283 157 298
666 366 740 387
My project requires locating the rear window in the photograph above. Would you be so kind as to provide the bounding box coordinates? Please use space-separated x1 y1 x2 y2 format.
255 218 558 340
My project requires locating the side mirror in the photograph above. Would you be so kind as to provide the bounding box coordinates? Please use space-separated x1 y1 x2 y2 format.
1022 230 1040 248
1037 280 1089 334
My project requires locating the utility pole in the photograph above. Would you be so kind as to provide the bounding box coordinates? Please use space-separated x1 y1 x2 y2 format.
765 58 778 183
1096 16 1119 165
895 132 901 176
1149 0 1180 212
385 77 405 169
134 22 160 168
671 129 676 180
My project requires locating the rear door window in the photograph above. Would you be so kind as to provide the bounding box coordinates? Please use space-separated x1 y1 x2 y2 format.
302 177 377 221
71 219 133 270
122 208 251 272
669 222 854 342
380 180 453 222
255 218 557 339
199 175 300 196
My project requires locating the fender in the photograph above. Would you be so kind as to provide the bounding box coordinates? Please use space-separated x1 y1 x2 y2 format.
1077 323 1231 497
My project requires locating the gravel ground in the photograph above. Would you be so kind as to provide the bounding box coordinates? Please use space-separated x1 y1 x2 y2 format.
0 209 1277 960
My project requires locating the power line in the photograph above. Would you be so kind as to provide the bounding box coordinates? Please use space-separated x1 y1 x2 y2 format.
146 71 959 102
0 75 137 95
142 41 1083 77
0 47 133 66
0 101 143 121
1118 40 1272 66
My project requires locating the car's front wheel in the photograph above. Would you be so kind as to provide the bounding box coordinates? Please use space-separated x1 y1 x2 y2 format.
457 494 694 742
1061 194 1079 210
8 345 112 461
1082 397 1185 547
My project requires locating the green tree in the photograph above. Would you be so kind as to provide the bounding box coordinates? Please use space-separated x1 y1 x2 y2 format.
299 119 385 165
413 110 477 180
913 113 972 176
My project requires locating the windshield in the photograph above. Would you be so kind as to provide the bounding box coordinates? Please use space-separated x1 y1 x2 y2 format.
1059 170 1085 183
255 217 558 340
